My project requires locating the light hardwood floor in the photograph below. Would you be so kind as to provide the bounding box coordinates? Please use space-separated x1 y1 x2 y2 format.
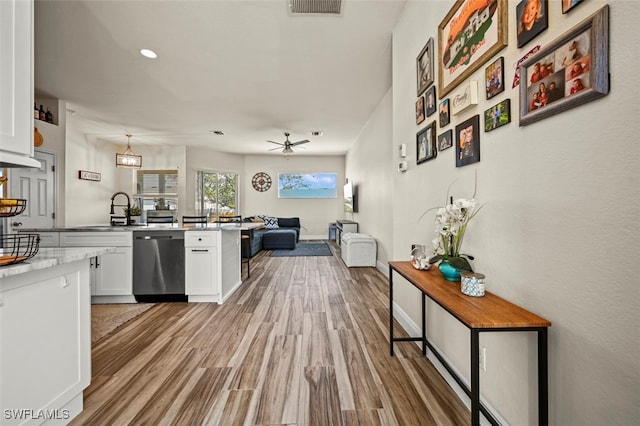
73 243 469 425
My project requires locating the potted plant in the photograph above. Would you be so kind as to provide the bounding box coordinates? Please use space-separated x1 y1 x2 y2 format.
123 206 143 224
154 198 169 210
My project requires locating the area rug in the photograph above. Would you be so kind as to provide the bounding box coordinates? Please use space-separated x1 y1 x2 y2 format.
270 241 332 257
91 303 155 343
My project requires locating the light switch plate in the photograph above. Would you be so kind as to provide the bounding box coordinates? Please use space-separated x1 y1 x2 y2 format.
398 144 407 158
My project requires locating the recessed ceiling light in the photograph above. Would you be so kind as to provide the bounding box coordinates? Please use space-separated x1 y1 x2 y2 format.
140 48 157 59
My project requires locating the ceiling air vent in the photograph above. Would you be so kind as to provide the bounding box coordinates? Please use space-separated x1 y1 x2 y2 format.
289 0 343 15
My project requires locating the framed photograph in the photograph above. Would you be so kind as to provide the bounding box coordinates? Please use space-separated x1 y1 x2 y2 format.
417 38 435 96
416 96 425 125
416 122 437 164
438 0 508 97
520 6 609 126
484 99 511 132
439 99 450 127
516 0 549 48
425 86 437 117
562 0 584 14
455 115 480 167
438 130 453 151
485 57 505 100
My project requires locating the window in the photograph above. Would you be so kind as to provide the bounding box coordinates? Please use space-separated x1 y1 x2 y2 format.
196 171 238 222
134 169 179 214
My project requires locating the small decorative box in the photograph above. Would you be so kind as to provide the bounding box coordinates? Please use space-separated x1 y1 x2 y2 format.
460 272 486 297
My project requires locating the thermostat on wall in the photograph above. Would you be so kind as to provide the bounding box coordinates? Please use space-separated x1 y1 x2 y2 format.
398 161 408 172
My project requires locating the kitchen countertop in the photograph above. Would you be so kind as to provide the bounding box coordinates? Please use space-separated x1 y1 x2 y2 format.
0 247 116 279
18 223 264 232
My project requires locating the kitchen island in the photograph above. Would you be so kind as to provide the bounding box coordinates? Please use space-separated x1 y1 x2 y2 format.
0 247 115 425
18 223 262 304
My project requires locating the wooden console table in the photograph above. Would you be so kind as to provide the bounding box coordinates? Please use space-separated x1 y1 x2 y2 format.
388 261 551 426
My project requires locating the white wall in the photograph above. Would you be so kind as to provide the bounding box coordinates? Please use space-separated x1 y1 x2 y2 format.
387 1 640 425
243 154 345 239
345 88 394 268
64 117 120 226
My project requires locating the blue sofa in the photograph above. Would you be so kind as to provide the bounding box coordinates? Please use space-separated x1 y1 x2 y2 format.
244 217 301 257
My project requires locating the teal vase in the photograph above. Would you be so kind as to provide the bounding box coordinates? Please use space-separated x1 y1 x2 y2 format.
438 260 461 282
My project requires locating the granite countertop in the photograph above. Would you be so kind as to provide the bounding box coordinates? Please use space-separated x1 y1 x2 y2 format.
0 247 116 279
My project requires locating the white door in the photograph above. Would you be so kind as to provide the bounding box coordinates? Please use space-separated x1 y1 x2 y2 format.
8 150 56 231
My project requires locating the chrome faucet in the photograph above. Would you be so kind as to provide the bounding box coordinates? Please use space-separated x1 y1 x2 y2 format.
110 192 131 225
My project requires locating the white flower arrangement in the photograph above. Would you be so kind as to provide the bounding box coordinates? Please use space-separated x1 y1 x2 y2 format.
420 173 483 272
431 197 482 271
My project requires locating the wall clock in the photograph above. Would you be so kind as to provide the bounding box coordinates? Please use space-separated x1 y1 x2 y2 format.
251 172 272 192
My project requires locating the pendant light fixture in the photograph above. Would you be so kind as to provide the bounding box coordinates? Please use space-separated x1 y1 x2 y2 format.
115 134 142 168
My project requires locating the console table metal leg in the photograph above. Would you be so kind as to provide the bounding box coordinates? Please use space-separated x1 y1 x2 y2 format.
538 328 549 426
421 294 427 355
471 329 480 426
389 265 394 356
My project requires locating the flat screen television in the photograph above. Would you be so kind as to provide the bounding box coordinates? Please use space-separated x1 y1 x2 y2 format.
344 181 358 213
278 173 337 199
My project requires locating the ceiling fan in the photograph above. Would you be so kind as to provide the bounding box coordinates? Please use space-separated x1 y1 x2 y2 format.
267 132 310 154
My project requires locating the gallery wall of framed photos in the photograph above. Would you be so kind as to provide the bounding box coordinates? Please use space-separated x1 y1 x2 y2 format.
411 0 608 169
393 2 634 426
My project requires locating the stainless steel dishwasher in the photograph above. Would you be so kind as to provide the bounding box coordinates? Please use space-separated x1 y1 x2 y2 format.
133 229 186 302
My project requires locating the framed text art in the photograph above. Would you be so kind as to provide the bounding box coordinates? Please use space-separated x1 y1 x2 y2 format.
451 80 478 115
455 115 480 167
416 122 437 164
78 170 101 181
519 5 609 126
417 38 435 96
438 0 508 97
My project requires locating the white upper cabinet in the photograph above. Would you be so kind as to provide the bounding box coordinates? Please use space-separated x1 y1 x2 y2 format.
0 0 40 168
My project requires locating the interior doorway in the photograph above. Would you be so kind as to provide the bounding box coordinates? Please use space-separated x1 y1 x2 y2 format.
7 150 56 232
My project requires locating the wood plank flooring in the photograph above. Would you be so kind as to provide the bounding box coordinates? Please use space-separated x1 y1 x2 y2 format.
72 243 469 425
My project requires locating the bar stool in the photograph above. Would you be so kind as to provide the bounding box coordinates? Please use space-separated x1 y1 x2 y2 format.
182 215 208 225
241 234 251 278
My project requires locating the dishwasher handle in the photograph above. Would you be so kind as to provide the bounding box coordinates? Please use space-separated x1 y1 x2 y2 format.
137 235 182 240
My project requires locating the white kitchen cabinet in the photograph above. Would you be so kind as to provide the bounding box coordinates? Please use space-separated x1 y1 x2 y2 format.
60 232 135 303
185 231 220 302
185 230 241 303
0 260 91 425
34 230 60 247
0 0 40 168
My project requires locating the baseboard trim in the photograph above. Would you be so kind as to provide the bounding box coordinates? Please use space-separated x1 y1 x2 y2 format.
392 301 508 426
91 295 137 304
